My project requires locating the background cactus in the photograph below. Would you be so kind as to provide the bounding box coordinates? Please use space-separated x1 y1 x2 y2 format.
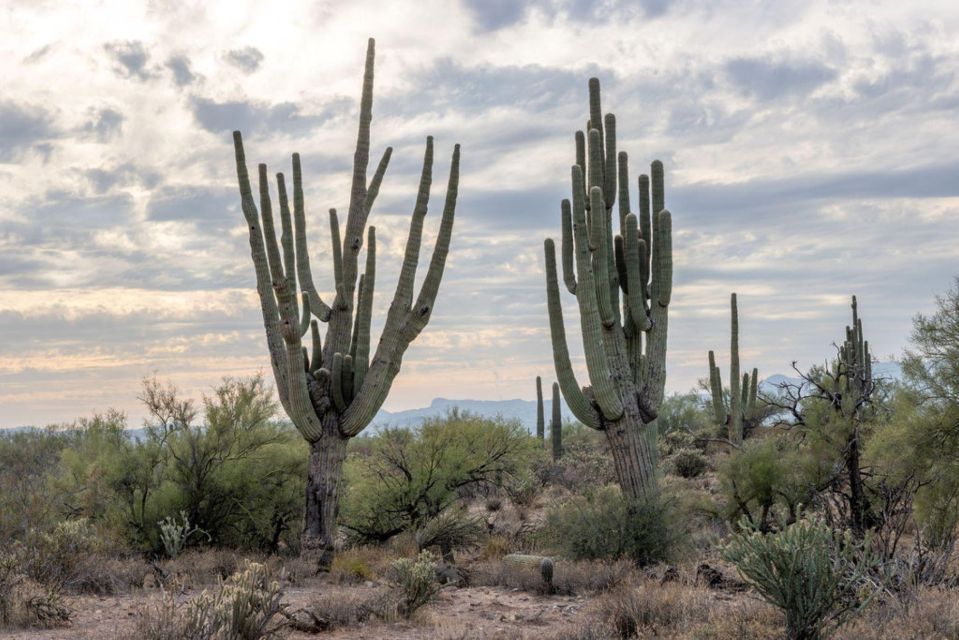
551 382 563 460
544 77 673 499
535 376 545 442
708 293 760 443
232 38 460 570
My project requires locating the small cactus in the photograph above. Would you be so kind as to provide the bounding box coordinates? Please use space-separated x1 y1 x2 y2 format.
503 553 554 589
535 376 545 442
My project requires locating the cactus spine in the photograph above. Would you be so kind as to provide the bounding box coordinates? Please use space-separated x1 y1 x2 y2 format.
232 39 460 570
535 376 545 441
707 293 759 444
544 78 673 499
551 382 563 460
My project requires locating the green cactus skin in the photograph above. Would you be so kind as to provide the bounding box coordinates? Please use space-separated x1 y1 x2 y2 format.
232 38 460 571
707 293 760 444
551 382 563 460
536 376 545 442
503 554 554 587
543 78 672 499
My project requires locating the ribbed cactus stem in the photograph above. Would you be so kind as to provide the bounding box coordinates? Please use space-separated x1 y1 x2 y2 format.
543 76 672 499
233 38 460 570
551 382 563 460
503 554 554 587
730 293 742 443
707 293 759 442
535 376 545 441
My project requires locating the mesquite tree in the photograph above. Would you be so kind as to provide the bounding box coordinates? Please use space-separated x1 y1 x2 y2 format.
543 78 673 499
707 293 760 443
232 39 460 569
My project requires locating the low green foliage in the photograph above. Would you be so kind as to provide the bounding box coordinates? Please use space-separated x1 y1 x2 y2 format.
723 515 883 640
543 486 677 566
341 411 536 543
669 448 708 478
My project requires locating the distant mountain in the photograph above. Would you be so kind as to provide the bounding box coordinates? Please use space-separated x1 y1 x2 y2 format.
370 397 571 433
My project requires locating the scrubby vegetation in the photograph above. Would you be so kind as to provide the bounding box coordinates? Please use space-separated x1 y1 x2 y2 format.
4 36 959 639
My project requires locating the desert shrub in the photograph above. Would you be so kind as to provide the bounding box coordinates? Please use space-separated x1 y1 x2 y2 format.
290 588 390 631
388 551 440 619
330 548 375 584
723 515 883 640
669 448 708 478
341 412 536 543
415 509 486 562
18 518 102 591
485 496 503 512
137 561 283 640
538 423 615 491
719 435 816 532
543 486 677 566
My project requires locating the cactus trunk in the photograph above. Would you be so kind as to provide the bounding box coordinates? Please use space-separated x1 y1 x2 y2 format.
303 431 347 570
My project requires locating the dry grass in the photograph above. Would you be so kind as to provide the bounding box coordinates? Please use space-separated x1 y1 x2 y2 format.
840 587 959 639
468 557 635 595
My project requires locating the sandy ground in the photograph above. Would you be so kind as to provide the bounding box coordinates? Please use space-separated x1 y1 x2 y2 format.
0 581 586 640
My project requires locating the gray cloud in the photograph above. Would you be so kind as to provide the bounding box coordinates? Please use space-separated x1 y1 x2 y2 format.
166 54 197 86
83 108 124 142
0 100 59 161
725 55 837 101
462 0 671 31
190 96 350 137
104 40 157 81
224 46 264 73
147 185 238 227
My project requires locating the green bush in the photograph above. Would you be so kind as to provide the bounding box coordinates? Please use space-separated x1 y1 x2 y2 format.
388 551 440 619
341 411 536 543
543 486 677 566
723 516 882 640
669 449 708 478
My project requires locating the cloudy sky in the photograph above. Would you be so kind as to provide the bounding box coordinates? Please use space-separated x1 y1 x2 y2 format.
1 0 958 427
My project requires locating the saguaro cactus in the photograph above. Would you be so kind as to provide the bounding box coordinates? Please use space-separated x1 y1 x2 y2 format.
834 295 874 536
535 376 545 441
232 39 460 570
707 293 759 443
550 382 563 460
543 78 673 499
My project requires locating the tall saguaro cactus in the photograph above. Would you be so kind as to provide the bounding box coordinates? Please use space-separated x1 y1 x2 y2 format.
707 293 759 443
543 78 674 499
834 295 874 536
232 39 460 570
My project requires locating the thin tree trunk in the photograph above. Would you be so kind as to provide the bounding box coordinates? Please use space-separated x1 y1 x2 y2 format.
303 432 348 572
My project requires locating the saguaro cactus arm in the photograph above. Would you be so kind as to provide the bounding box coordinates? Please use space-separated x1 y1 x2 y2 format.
551 382 563 460
234 37 460 445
